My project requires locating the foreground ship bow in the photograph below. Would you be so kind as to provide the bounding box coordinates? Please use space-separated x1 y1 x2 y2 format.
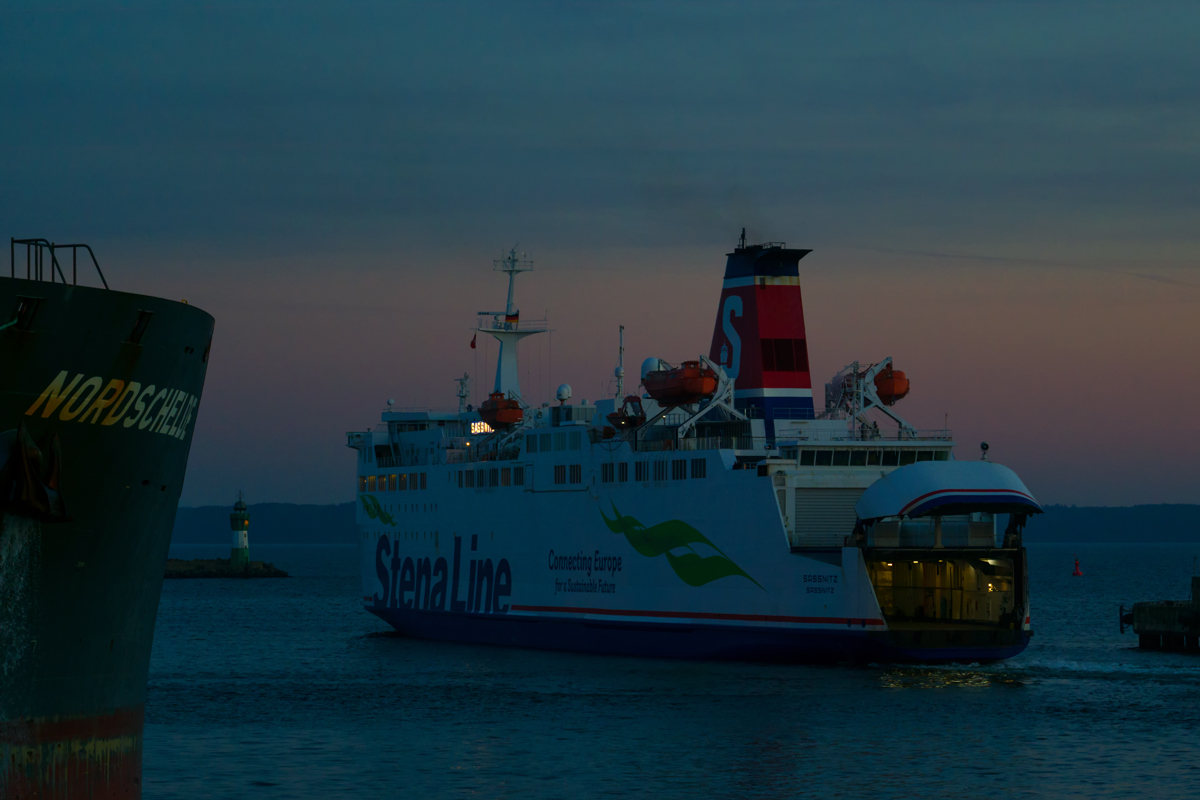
349 237 1039 663
1 240 214 798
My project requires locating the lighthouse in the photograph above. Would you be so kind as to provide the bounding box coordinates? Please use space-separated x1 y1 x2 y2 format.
230 493 250 570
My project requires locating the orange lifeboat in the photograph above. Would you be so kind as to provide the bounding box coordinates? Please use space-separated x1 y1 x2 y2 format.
478 391 523 430
873 364 910 406
606 395 647 431
642 360 718 406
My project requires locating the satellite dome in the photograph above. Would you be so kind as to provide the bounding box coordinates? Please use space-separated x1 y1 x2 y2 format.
641 357 664 380
556 384 572 404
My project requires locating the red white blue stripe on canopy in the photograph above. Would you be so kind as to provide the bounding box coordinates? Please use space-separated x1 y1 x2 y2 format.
854 461 1042 522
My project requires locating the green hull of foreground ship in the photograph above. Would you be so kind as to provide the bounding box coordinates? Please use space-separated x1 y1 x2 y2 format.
1 239 214 799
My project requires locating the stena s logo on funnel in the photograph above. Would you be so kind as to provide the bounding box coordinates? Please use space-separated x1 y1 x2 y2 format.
720 295 742 381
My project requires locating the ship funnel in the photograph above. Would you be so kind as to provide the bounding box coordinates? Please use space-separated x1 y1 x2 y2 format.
707 234 813 437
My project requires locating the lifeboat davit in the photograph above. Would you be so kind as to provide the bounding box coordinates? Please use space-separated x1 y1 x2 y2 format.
642 360 718 406
607 395 647 431
478 391 523 430
873 364 910 406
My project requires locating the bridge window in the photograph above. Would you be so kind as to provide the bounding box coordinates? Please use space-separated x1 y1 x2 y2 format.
867 451 881 466
917 451 934 462
899 451 917 466
882 450 899 466
832 451 850 466
934 450 949 461
850 451 867 467
815 450 833 466
800 450 815 466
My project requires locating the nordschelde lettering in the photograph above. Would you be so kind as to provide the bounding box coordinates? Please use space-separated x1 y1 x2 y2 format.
24 370 199 440
374 533 512 615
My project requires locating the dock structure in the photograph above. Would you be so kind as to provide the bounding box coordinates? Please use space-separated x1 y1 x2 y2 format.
1124 577 1200 651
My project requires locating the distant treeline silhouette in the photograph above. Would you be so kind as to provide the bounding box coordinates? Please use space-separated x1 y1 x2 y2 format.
172 502 1200 545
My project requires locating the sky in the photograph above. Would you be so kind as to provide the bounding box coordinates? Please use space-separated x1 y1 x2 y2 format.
2 1 1198 507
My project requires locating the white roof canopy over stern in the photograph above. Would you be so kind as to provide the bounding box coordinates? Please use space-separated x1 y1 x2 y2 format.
855 461 1042 522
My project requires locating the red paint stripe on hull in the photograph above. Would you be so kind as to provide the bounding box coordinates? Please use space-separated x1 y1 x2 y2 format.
511 604 884 626
1 706 143 800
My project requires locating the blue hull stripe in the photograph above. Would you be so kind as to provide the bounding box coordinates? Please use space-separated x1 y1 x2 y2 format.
368 606 1030 664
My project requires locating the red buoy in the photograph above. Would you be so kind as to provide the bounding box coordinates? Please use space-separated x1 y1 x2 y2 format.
1072 557 1083 577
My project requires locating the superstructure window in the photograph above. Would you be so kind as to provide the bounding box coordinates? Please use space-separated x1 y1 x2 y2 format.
934 451 949 461
358 476 367 492
635 461 649 482
917 451 933 462
850 451 867 467
618 463 628 482
526 435 538 453
465 470 475 488
489 468 498 487
815 450 833 466
653 460 667 481
420 473 426 490
457 471 464 488
882 450 899 466
899 451 917 466
389 474 398 490
672 459 687 480
691 458 707 479
569 431 581 450
367 475 377 491
569 465 582 484
800 450 815 466
501 467 511 487
832 451 850 466
554 433 566 451
867 451 881 466
554 465 566 485
399 473 408 490
513 467 524 486
601 463 614 483
540 433 552 452
477 468 486 487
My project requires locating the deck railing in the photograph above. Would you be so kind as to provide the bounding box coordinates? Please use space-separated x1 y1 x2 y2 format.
10 239 109 289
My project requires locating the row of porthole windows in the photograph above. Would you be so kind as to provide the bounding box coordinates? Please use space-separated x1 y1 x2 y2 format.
362 472 426 492
797 449 950 467
457 466 525 488
526 431 582 453
601 458 707 484
554 464 583 485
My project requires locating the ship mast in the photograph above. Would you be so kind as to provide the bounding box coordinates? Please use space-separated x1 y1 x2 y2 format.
475 246 547 401
615 325 625 400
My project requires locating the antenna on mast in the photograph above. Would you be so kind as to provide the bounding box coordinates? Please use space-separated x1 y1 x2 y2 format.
455 373 471 414
615 325 625 400
738 227 746 250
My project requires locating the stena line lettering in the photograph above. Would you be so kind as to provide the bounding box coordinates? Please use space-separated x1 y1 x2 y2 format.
374 533 512 615
25 371 199 440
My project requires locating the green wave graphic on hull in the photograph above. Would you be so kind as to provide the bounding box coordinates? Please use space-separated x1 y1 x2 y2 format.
359 494 396 526
600 502 762 590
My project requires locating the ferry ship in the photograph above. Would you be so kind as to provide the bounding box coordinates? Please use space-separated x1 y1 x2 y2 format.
349 234 1040 663
1 240 214 798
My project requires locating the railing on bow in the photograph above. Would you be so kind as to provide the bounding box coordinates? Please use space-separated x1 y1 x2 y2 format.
10 239 109 289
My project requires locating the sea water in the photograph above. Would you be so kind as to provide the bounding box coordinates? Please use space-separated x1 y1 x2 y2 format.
145 543 1200 799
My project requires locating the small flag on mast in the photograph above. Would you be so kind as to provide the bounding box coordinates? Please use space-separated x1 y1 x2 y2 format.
469 333 476 349
505 310 519 324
